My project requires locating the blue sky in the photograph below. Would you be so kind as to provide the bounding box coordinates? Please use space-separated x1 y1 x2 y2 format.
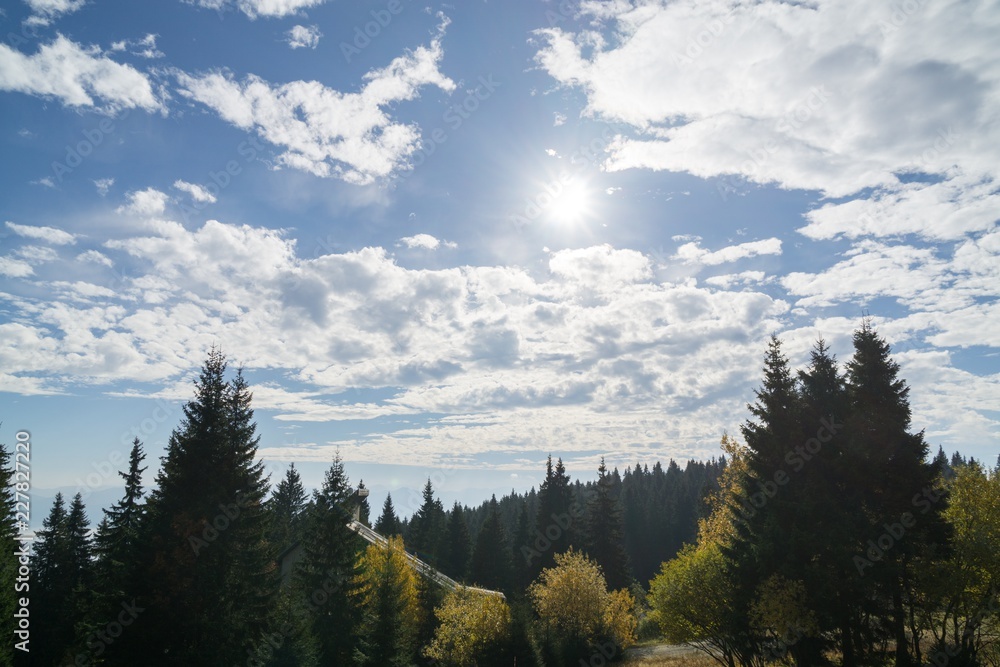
1 0 998 519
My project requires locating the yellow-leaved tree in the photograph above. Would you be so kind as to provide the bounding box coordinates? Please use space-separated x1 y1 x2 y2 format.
648 434 761 667
918 461 1000 666
352 535 420 667
528 549 637 664
423 588 512 666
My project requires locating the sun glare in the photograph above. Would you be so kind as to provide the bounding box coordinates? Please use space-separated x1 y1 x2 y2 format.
546 177 592 224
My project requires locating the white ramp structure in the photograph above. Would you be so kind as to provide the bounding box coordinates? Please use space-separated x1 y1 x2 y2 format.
346 520 505 600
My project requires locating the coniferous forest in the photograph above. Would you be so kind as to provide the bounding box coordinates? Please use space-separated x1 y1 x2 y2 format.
4 324 999 667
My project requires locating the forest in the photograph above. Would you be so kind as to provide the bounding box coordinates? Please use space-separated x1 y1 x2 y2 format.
3 322 999 667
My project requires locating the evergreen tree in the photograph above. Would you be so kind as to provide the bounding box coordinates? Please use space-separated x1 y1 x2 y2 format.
353 535 420 666
0 443 18 667
140 350 277 665
89 438 148 666
470 496 512 594
294 453 363 665
34 493 93 667
443 502 471 581
532 455 575 577
269 463 307 549
510 502 533 592
845 322 948 667
727 335 806 664
584 457 631 591
408 479 446 566
375 492 401 537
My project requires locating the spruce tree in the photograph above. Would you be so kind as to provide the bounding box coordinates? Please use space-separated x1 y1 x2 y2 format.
294 452 363 664
269 463 307 549
409 479 446 566
140 350 276 664
470 496 513 594
584 457 631 591
86 438 148 666
727 335 804 663
510 502 533 591
34 493 93 667
0 443 18 667
375 492 401 536
532 455 575 577
845 322 948 667
443 502 471 581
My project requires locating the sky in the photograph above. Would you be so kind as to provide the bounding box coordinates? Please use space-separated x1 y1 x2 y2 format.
1 0 998 520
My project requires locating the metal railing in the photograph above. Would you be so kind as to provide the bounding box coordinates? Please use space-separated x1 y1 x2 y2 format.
347 520 505 599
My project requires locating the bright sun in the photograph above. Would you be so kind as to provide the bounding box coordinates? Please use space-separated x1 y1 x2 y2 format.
546 177 592 224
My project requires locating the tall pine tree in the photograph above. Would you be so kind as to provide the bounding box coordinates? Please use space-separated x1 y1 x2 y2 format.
471 496 513 594
268 463 307 550
845 321 948 667
88 438 148 666
0 443 18 667
584 457 631 591
294 452 363 664
34 493 93 667
532 455 575 577
375 492 401 537
443 502 471 581
140 349 276 664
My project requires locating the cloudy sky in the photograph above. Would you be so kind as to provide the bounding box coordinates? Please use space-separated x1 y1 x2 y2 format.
1 0 998 513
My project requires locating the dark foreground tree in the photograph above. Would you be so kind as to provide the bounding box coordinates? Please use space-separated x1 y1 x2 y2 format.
140 349 276 664
34 493 93 666
585 457 631 591
294 452 363 665
375 492 401 537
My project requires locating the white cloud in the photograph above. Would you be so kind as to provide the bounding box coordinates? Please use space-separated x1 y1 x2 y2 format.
176 34 455 184
76 249 113 267
172 180 217 204
0 35 163 113
534 0 1000 242
5 221 76 245
30 177 55 188
185 0 330 19
3 214 996 464
675 238 782 266
110 34 164 59
0 257 34 277
705 271 770 289
116 188 169 216
398 233 455 250
286 24 321 49
23 0 85 26
93 178 114 196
